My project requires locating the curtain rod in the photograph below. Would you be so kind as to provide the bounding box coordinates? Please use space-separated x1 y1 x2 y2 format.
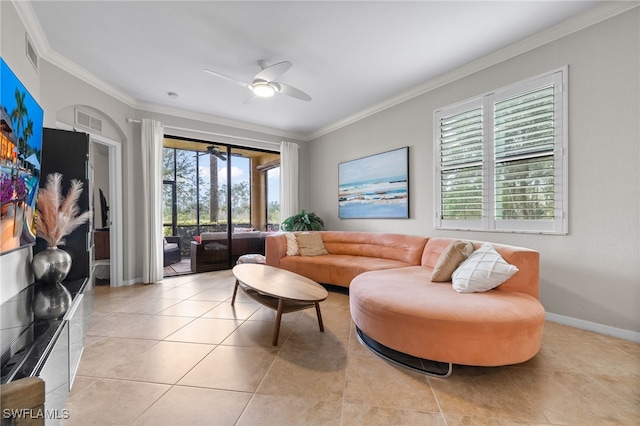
126 118 281 147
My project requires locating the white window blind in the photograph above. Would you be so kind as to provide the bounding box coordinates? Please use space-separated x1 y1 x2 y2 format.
494 85 555 221
435 68 568 234
438 106 484 224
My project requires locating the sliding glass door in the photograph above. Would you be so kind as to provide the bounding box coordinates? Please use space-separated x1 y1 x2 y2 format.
162 137 279 272
266 166 280 231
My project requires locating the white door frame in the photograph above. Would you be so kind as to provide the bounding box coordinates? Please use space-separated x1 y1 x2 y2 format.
56 122 124 287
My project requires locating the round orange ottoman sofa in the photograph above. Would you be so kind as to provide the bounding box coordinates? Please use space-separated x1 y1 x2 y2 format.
265 232 545 375
349 238 545 374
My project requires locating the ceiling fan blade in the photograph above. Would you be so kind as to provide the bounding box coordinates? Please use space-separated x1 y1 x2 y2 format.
207 145 228 161
275 82 312 101
254 61 292 83
203 69 251 89
243 95 257 104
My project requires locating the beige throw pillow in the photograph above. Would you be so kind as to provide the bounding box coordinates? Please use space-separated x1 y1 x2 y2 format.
431 240 474 282
295 233 328 256
284 232 299 256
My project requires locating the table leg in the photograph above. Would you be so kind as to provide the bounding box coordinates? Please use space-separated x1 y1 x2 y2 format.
231 279 239 305
273 298 284 346
315 302 325 332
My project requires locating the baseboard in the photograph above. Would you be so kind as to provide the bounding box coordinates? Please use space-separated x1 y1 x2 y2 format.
115 276 142 287
546 312 640 343
110 276 171 287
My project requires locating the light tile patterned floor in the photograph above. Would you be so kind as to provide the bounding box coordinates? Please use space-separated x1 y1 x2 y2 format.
63 269 639 425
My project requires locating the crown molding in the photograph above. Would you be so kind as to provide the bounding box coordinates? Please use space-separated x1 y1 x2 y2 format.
13 0 138 107
135 101 308 142
308 1 640 140
13 0 638 142
11 0 49 57
45 49 139 107
12 0 305 142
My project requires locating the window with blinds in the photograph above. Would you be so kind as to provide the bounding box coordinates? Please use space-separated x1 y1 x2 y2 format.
494 86 555 221
434 68 568 234
439 107 484 221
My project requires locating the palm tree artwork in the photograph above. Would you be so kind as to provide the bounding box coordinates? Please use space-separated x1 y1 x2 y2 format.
10 88 28 168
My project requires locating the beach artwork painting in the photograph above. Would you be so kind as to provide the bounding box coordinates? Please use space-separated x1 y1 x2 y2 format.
339 147 409 219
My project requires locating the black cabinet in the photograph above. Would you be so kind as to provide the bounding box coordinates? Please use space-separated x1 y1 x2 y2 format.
36 128 92 281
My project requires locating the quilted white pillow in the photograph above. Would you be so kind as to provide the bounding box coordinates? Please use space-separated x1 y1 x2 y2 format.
452 243 518 293
284 232 299 256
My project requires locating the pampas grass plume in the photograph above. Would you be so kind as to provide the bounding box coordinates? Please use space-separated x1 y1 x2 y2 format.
36 172 92 247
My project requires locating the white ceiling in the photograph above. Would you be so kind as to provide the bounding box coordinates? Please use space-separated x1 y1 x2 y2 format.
23 0 609 139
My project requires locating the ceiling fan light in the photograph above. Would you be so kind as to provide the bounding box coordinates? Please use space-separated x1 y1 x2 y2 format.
252 82 275 97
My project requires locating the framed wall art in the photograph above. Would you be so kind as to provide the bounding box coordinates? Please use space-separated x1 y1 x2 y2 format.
0 57 44 255
339 146 409 219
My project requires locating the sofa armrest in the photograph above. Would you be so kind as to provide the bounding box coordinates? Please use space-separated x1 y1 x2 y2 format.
265 234 287 267
165 236 181 248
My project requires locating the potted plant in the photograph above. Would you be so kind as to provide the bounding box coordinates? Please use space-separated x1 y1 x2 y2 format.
281 209 325 231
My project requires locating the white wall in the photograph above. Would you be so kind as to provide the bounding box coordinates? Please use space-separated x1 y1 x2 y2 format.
309 9 640 335
0 1 39 304
36 60 140 282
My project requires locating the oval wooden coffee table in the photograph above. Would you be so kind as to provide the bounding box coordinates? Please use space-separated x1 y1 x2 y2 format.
231 264 329 345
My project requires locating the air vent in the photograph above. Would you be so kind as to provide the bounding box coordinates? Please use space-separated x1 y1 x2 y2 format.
75 109 103 133
25 33 38 71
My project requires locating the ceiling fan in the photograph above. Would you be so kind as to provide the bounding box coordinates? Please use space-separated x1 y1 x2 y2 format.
206 145 226 161
204 60 312 102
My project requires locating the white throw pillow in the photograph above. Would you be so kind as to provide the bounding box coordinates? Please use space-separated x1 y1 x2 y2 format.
200 232 225 241
284 232 299 256
452 243 518 293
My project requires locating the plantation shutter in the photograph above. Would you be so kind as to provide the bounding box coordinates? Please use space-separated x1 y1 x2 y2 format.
436 102 485 228
434 68 567 234
494 86 555 221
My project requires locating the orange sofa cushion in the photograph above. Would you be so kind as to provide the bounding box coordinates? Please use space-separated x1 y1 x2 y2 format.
266 231 428 287
280 254 413 288
350 266 545 366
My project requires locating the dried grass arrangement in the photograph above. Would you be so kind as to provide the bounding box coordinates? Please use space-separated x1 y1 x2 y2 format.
36 172 91 247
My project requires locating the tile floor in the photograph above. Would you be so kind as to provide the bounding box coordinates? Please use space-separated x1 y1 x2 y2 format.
163 258 192 277
64 269 639 425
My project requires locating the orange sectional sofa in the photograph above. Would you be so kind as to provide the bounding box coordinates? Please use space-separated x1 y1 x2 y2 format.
265 231 545 369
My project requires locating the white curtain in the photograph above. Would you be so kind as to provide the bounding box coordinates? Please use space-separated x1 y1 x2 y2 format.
141 119 164 283
279 141 299 225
